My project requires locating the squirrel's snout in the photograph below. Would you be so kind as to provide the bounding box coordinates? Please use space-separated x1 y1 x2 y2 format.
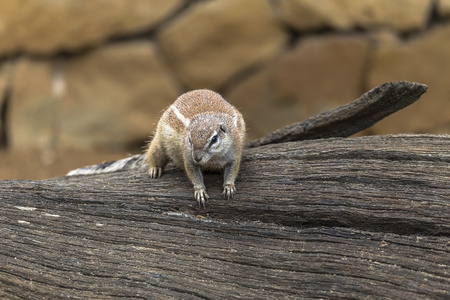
193 152 203 163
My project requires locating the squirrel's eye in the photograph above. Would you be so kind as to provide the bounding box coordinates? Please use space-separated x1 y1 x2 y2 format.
211 135 218 145
188 137 192 145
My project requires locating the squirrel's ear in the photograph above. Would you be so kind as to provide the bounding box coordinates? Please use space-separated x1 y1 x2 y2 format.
220 124 227 133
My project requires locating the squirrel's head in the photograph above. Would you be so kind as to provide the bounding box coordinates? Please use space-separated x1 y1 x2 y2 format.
186 114 232 165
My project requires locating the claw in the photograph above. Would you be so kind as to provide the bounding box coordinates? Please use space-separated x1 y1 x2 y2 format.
222 184 236 200
148 167 162 178
194 188 209 208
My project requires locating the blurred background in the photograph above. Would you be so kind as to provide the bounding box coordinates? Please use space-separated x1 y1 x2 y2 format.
0 0 449 180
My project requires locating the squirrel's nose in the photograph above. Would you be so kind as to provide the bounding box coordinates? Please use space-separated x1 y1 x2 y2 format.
193 152 202 163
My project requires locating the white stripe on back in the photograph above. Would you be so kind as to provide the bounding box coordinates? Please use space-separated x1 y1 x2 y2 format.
171 104 190 127
233 110 238 127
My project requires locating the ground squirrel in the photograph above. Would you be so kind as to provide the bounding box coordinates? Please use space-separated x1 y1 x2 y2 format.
67 89 246 207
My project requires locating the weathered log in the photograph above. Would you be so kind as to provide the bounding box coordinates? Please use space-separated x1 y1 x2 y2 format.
247 81 428 147
1 134 449 299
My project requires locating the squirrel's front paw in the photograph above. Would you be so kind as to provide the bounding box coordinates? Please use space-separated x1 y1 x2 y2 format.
194 188 209 208
222 184 236 200
148 167 163 178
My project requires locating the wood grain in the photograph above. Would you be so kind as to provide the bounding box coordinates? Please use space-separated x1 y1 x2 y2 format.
1 134 449 299
247 81 428 148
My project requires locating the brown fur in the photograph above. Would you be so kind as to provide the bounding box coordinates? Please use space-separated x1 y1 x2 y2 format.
145 89 245 207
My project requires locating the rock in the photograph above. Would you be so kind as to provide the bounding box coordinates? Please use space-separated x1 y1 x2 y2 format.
61 41 180 150
0 63 9 99
0 0 183 55
0 61 15 146
277 0 432 32
227 35 369 139
158 0 288 90
368 24 450 135
9 58 57 149
0 60 14 108
438 0 450 17
9 41 180 150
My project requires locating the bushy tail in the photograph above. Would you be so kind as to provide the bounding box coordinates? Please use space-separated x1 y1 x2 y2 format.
67 154 147 176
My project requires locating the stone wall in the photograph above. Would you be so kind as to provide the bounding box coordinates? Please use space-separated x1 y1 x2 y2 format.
0 0 448 151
